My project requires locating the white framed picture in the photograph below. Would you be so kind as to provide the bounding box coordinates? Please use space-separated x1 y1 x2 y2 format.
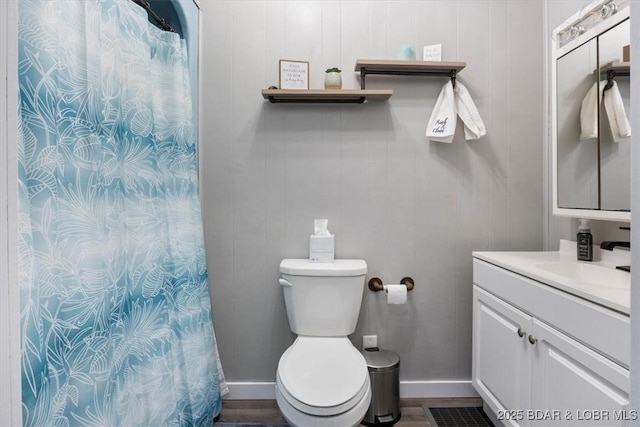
279 60 309 89
423 44 442 62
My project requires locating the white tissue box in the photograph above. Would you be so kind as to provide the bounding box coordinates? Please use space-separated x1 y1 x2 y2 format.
309 235 335 263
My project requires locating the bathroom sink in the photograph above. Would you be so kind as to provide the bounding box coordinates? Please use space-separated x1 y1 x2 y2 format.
535 262 630 289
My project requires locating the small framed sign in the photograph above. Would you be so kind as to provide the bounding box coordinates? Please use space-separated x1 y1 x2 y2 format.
279 60 309 90
423 44 442 62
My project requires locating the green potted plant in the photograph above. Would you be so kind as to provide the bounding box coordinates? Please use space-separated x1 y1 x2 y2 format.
324 67 342 90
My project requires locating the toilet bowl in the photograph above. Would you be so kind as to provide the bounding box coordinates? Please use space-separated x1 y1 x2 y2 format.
276 259 370 427
275 337 371 426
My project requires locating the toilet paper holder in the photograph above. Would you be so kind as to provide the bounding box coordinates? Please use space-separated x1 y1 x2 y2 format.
368 276 415 292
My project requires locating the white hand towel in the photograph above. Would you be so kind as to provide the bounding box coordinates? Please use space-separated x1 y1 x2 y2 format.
580 81 600 140
454 82 486 140
426 80 456 143
603 80 631 142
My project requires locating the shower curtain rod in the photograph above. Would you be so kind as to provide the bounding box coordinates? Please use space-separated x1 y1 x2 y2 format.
131 0 175 33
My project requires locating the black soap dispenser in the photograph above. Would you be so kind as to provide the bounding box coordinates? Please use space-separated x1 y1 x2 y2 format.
577 219 593 261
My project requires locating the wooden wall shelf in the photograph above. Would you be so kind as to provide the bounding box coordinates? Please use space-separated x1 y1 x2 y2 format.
262 60 466 103
262 89 393 104
355 59 467 89
599 61 630 75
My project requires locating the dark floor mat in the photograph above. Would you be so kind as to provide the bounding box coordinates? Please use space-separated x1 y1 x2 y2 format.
424 406 494 427
215 424 288 427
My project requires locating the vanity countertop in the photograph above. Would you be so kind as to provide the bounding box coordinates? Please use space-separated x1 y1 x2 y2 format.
473 240 630 315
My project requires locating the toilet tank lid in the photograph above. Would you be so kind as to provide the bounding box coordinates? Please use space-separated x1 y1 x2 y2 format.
280 259 367 276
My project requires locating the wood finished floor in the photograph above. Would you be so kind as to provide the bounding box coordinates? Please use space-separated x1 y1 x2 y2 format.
217 397 484 426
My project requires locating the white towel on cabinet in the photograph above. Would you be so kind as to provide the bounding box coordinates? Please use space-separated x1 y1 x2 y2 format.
580 81 600 140
426 80 457 143
603 80 631 142
454 82 486 140
580 80 631 142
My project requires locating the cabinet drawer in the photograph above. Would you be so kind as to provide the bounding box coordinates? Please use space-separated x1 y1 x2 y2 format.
473 259 629 368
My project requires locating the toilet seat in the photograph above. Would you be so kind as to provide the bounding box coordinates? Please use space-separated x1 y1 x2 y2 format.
276 336 370 416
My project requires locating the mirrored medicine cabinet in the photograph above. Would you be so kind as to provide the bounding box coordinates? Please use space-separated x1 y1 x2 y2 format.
552 0 630 222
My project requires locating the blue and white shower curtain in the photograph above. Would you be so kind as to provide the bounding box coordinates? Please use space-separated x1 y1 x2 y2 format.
17 1 226 425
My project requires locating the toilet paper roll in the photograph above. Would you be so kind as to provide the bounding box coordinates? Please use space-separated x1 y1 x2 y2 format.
384 284 407 305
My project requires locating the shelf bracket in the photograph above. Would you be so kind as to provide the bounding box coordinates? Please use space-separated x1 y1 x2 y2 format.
359 67 459 89
268 96 366 104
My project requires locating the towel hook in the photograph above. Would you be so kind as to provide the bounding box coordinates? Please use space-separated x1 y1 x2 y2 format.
603 69 616 94
449 70 457 89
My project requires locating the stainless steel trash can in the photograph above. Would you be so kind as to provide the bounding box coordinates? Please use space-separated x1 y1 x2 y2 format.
361 348 401 426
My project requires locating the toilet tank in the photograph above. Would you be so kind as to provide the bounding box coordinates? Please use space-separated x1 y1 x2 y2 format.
279 259 367 336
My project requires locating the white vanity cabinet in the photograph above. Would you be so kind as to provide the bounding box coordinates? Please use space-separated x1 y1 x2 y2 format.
472 258 631 426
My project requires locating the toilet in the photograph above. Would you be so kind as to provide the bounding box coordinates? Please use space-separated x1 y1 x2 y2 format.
275 259 371 427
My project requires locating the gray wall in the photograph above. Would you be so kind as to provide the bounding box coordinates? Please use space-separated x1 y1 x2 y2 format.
200 0 544 385
629 0 639 420
1 1 21 422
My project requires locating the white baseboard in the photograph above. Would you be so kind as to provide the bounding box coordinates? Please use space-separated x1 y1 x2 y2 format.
223 382 278 400
400 380 478 398
223 380 477 400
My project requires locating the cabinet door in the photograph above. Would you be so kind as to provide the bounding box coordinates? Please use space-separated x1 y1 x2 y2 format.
473 286 532 426
530 319 630 426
